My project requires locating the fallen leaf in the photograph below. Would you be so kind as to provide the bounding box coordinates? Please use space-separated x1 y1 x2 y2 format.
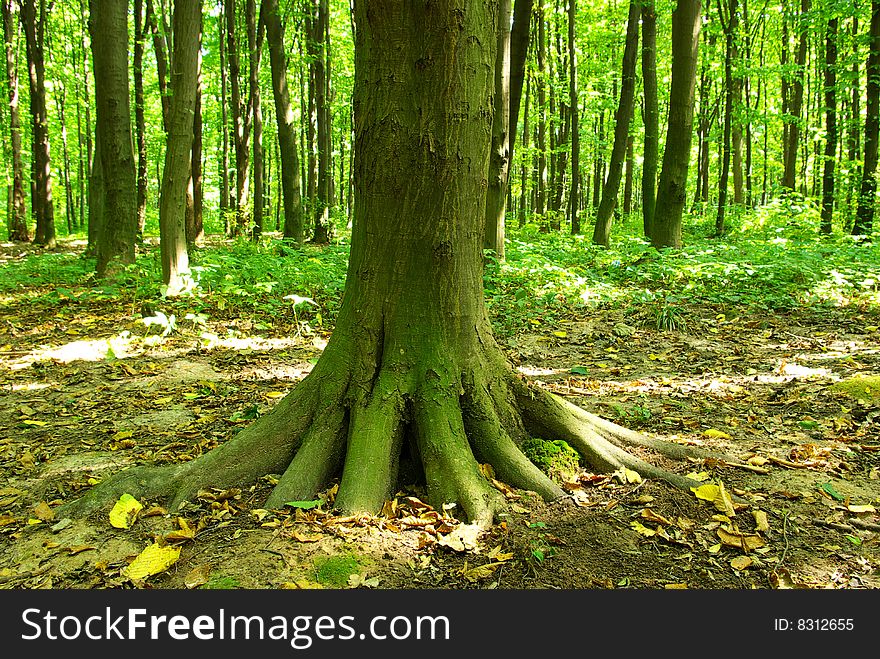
281 579 324 589
33 501 55 522
664 583 688 589
753 510 771 533
348 574 380 588
461 562 504 582
486 546 515 562
0 515 16 527
730 555 753 571
109 493 143 529
630 521 657 537
291 530 323 543
717 527 766 551
122 544 181 581
184 564 212 589
66 545 97 556
640 509 673 526
847 504 876 514
703 429 732 440
692 482 736 516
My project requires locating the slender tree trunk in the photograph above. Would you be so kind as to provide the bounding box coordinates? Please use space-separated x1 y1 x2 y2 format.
536 6 547 217
21 0 54 247
651 0 701 249
855 1 880 236
484 0 511 258
820 17 837 234
2 0 27 241
247 0 264 240
517 72 530 228
716 0 738 236
159 0 201 294
641 0 658 239
568 0 580 234
227 0 251 235
783 0 810 191
847 16 861 227
145 0 170 130
623 135 633 215
311 0 332 243
187 74 204 246
262 0 303 244
134 0 148 242
593 0 639 246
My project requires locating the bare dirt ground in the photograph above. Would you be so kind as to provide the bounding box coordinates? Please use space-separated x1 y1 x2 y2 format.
1 241 879 591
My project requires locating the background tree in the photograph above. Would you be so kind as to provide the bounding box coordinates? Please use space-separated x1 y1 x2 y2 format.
158 0 201 295
855 0 880 236
2 0 27 241
821 14 838 234
89 0 137 277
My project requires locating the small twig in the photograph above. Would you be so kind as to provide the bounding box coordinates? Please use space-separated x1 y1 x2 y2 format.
776 512 791 568
849 518 880 532
0 566 51 584
719 460 770 474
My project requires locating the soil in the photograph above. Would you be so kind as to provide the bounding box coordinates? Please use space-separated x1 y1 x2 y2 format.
1 239 879 591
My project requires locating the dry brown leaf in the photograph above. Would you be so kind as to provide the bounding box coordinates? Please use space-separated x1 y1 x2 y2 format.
33 501 55 522
461 561 504 582
641 509 673 526
66 545 97 556
730 555 753 571
753 510 770 533
717 527 766 551
291 530 323 543
184 564 212 589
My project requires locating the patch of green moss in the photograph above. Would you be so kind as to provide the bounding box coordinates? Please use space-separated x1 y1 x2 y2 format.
830 375 880 400
521 438 580 480
314 554 360 588
200 574 240 589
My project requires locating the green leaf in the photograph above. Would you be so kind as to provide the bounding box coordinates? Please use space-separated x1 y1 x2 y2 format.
570 366 589 375
819 482 845 502
284 499 323 510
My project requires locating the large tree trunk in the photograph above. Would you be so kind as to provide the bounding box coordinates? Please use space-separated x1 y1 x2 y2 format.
2 0 27 241
651 0 701 249
90 0 138 277
820 17 837 235
592 0 639 246
63 0 712 526
640 0 658 239
159 0 200 295
263 0 303 244
855 1 880 237
484 0 511 259
21 0 54 248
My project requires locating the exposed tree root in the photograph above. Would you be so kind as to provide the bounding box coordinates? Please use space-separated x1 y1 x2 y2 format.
59 347 736 525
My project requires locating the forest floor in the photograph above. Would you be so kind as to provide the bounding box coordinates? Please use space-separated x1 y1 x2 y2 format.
1 236 879 591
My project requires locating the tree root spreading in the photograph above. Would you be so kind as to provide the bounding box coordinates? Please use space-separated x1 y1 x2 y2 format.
59 358 735 525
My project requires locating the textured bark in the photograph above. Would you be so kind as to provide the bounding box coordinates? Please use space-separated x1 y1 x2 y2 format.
716 0 738 236
63 0 715 526
568 0 580 234
855 2 880 237
536 7 547 217
592 0 639 246
782 0 810 192
2 0 27 241
247 0 263 239
21 0 54 248
640 0 658 239
820 18 837 235
310 0 332 244
145 0 169 131
484 0 511 259
263 0 303 243
134 0 148 241
90 0 137 277
651 0 701 249
159 0 200 295
226 0 251 234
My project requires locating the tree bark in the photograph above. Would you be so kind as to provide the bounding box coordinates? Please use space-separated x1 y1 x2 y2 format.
640 0 658 239
855 1 880 237
263 0 303 244
651 0 701 249
716 0 738 236
820 17 837 234
248 0 263 240
90 0 138 277
21 0 54 247
310 0 332 244
568 0 580 234
484 0 511 259
226 0 251 235
159 0 201 295
782 0 810 192
134 0 148 242
2 0 27 241
592 0 639 246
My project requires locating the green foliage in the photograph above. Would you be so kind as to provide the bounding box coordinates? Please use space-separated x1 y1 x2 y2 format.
199 574 241 590
520 438 580 480
314 554 360 588
526 521 557 564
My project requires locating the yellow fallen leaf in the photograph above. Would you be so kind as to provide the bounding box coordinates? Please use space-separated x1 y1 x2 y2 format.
641 509 673 526
461 562 504 582
753 510 770 533
109 493 143 529
265 391 285 398
0 514 16 527
730 556 753 571
692 482 736 516
122 543 181 580
552 330 567 338
717 527 766 551
486 545 515 562
748 455 769 467
664 583 688 589
22 419 48 426
703 429 733 440
630 521 657 537
281 579 324 589
112 430 134 440
67 545 97 555
847 504 876 514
